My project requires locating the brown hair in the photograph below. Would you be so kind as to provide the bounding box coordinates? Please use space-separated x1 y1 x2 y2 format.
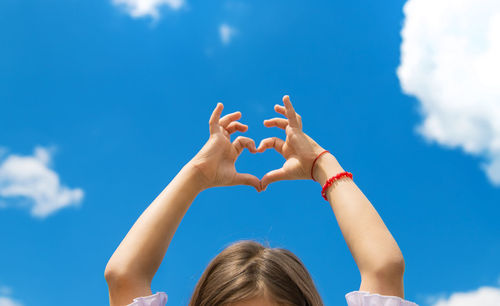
189 240 323 306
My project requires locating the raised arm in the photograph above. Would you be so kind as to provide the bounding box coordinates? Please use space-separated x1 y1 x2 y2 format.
104 103 261 306
258 95 405 298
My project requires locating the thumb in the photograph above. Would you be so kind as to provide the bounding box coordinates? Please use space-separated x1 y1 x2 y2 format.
232 172 262 192
260 168 289 191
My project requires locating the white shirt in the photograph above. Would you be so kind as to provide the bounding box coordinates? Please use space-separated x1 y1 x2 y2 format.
127 291 418 305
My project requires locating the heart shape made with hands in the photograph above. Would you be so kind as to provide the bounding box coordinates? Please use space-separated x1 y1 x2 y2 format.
198 95 325 193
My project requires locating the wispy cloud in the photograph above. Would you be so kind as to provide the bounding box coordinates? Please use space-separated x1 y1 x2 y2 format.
397 0 500 185
0 286 22 306
112 0 185 19
431 286 500 306
0 288 11 297
0 147 84 218
0 297 22 306
219 23 236 45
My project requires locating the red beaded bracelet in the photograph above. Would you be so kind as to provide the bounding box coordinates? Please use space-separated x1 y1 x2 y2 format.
321 171 353 201
311 150 330 181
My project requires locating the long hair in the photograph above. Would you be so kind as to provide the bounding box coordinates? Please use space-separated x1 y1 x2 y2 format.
189 240 323 306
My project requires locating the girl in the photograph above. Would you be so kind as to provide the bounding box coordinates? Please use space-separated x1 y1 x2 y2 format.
105 96 417 306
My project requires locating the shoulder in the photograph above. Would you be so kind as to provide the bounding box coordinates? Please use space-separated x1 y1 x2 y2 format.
127 292 168 306
346 291 418 306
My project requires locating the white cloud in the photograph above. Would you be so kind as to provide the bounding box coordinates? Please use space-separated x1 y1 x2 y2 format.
219 24 236 45
397 0 500 185
0 286 22 306
112 0 184 19
0 147 84 218
432 286 500 306
0 297 22 306
0 287 11 296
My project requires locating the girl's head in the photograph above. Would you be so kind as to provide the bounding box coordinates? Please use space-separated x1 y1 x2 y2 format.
189 240 323 306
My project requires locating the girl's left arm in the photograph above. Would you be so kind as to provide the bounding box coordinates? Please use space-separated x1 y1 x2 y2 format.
104 103 261 306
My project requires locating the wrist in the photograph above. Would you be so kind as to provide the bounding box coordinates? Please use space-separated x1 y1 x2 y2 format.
181 162 210 193
314 153 345 186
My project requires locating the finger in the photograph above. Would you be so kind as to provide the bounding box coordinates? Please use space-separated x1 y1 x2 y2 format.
263 118 288 130
209 103 224 125
275 104 302 126
232 172 262 192
232 136 257 154
209 103 224 134
219 111 242 128
256 137 285 154
274 104 287 117
282 95 300 128
226 121 248 134
260 168 289 191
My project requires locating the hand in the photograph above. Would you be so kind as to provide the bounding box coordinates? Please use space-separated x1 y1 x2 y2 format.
257 95 325 190
188 103 262 192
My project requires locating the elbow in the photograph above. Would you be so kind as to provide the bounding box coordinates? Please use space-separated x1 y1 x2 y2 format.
360 253 405 298
105 262 151 289
379 254 405 279
104 263 133 288
104 263 122 286
365 252 405 282
104 264 117 284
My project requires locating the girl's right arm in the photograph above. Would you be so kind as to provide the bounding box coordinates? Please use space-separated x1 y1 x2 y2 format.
258 95 405 298
104 103 261 305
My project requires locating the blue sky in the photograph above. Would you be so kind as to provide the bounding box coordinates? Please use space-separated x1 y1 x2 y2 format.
1 0 500 305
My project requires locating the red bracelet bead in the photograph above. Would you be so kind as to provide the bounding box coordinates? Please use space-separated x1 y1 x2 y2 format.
321 171 353 201
311 150 330 181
